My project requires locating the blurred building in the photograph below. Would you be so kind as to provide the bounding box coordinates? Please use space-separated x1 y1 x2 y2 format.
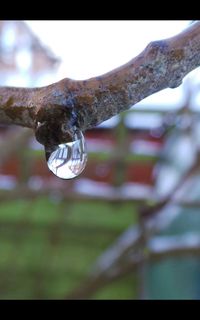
0 20 60 186
0 20 60 87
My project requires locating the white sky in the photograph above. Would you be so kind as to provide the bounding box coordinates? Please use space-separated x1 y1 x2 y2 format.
25 21 200 110
25 21 190 80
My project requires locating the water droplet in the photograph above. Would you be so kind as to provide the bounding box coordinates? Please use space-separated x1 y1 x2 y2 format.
45 129 87 179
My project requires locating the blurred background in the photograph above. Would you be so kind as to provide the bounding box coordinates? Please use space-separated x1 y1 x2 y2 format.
0 20 200 299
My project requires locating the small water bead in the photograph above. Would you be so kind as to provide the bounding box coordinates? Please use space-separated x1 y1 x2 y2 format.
45 129 87 179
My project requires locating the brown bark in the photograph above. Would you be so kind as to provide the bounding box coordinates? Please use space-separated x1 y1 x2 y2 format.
0 22 200 147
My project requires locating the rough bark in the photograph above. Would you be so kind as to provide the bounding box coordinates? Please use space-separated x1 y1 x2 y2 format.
0 22 200 147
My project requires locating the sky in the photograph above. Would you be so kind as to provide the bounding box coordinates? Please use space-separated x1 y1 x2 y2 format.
25 21 190 80
25 21 199 110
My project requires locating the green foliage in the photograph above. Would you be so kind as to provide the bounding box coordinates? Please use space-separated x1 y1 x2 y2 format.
94 274 138 300
0 197 136 299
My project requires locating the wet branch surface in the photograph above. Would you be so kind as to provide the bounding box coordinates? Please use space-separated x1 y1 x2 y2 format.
0 22 200 148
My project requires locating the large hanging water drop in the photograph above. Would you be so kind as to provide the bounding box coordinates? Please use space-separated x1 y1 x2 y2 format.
45 128 87 179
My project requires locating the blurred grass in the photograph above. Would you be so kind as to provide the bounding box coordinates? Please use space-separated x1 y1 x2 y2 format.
0 196 138 299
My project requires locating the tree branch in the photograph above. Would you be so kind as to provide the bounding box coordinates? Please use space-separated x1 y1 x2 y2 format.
65 148 200 299
65 233 200 299
0 22 200 147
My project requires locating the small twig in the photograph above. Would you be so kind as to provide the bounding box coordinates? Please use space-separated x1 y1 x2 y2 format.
64 147 200 299
149 233 200 259
65 233 200 299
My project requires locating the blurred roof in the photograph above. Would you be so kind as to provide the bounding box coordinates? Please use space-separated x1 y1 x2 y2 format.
0 21 60 87
0 20 59 67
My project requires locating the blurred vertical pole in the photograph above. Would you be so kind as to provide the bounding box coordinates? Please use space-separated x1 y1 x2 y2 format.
137 211 149 299
112 112 129 188
113 111 149 299
17 144 32 185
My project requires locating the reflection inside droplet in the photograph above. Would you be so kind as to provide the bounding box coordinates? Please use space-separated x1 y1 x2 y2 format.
45 129 87 179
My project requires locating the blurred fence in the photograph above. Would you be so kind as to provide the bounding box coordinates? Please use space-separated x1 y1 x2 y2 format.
1 76 200 298
1 20 200 299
